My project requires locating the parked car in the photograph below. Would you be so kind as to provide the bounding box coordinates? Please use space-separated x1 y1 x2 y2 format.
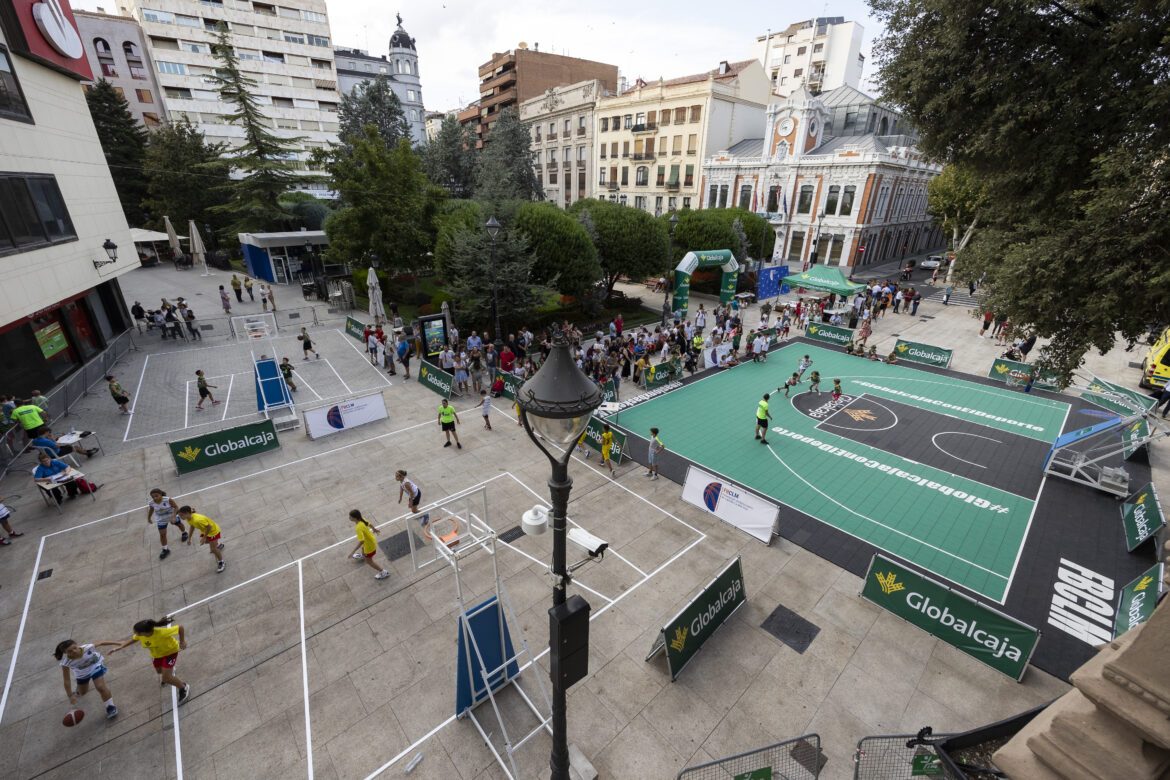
921 255 944 269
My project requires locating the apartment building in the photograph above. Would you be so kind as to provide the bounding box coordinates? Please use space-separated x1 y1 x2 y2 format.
75 9 168 128
520 80 607 209
755 17 864 96
701 85 943 269
334 14 425 145
592 59 771 214
0 0 137 392
424 110 447 142
119 0 341 195
468 43 617 147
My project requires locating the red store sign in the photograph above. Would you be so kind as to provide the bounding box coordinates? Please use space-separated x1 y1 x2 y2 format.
0 0 92 81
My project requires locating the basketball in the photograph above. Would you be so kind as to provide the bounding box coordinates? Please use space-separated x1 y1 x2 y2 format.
297 334 303 340
62 709 84 727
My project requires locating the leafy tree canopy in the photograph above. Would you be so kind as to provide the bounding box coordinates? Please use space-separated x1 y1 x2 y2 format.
337 75 410 148
142 119 231 240
441 227 542 341
420 114 476 199
473 108 541 212
514 201 600 299
434 200 485 280
278 192 332 230
871 0 1170 378
569 198 669 297
86 79 148 226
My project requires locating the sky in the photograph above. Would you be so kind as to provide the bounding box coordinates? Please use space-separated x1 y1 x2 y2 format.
72 0 886 111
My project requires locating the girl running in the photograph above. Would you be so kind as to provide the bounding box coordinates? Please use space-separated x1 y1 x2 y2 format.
347 510 389 579
395 469 429 522
474 390 493 430
831 379 842 400
147 488 188 560
600 424 616 477
109 617 189 704
178 506 226 573
807 370 822 395
55 638 120 719
782 372 801 398
194 370 221 411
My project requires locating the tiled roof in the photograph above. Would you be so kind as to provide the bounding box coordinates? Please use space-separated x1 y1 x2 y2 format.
817 84 875 107
725 138 765 157
626 59 757 93
812 135 888 155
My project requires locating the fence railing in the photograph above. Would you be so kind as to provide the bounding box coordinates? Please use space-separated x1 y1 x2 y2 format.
853 728 953 780
140 302 351 345
1 328 139 476
678 734 824 779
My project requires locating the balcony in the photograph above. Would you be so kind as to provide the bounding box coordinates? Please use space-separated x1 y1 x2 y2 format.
577 127 586 136
600 153 607 159
479 69 516 93
534 135 542 144
687 150 697 155
633 153 654 161
607 182 619 191
576 160 586 168
666 181 680 191
548 130 558 140
631 122 657 134
534 162 542 169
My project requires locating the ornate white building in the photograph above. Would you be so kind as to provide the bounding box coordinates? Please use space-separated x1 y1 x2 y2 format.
701 85 944 268
520 79 607 209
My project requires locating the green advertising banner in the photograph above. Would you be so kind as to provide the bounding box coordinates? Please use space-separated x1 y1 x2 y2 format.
602 379 618 404
1121 483 1166 552
720 272 738 304
986 358 1060 391
656 557 745 680
1113 563 1164 639
35 322 69 359
894 339 953 368
169 420 280 475
1122 418 1151 460
1087 374 1155 415
672 272 691 317
860 554 1040 680
804 322 854 347
644 360 679 389
418 361 453 398
582 415 627 465
344 317 365 341
493 370 523 400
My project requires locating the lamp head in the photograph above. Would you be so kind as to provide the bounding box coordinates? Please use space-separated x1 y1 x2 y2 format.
485 215 501 240
102 238 117 262
517 331 602 455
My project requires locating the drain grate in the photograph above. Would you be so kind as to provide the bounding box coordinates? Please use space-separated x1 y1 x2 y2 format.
378 531 412 562
498 526 526 544
38 569 53 580
790 738 828 774
760 603 820 654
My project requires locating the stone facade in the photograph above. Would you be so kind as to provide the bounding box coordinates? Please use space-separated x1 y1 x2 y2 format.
520 80 606 209
755 17 865 96
334 15 426 145
75 9 168 128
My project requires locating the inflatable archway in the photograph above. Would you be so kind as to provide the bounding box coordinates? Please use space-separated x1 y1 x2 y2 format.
671 249 739 316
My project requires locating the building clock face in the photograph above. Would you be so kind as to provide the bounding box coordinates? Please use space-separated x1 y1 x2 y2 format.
778 117 795 136
808 117 818 137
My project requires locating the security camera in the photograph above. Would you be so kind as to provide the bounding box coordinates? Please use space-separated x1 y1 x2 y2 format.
568 527 608 558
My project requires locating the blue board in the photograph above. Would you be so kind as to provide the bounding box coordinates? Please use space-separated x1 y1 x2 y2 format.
757 266 784 300
455 595 519 716
254 357 291 412
1043 417 1125 469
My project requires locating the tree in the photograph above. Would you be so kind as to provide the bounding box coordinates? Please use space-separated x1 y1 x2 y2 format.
434 200 485 280
926 164 987 278
278 191 331 230
669 210 739 263
442 226 543 338
338 75 410 148
206 27 304 233
420 114 476 198
142 120 231 237
514 202 600 299
322 130 445 273
473 108 541 210
569 199 669 297
86 80 148 226
870 0 1170 378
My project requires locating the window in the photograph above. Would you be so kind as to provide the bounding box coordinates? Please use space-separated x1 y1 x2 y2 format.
143 9 174 23
766 186 779 213
0 175 76 255
599 145 606 159
165 86 192 99
578 115 585 130
600 117 608 132
562 147 570 162
379 66 387 74
655 195 663 212
661 109 671 124
157 61 188 75
271 96 293 108
797 185 814 214
656 166 665 186
404 61 412 74
672 135 682 155
783 54 791 64
828 234 844 263
175 14 200 27
307 35 329 47
624 114 632 129
276 118 298 129
635 166 648 186
204 19 226 31
262 51 284 63
619 195 627 206
780 77 788 86
100 62 118 78
578 146 586 160
708 185 718 207
546 149 555 163
684 165 694 187
610 142 617 158
283 33 305 44
599 168 606 184
303 10 326 22
690 105 701 122
840 185 856 216
318 101 337 112
787 231 805 261
611 115 620 128
300 120 319 130
407 89 416 101
200 0 223 6
659 137 667 155
813 43 823 53
825 185 839 214
548 169 557 184
136 88 153 103
257 26 280 40
794 68 803 78
668 165 680 186
621 167 629 185
564 118 571 135
548 122 555 136
798 46 807 56
0 46 31 122
682 197 690 209
123 41 142 59
277 6 301 18
143 112 161 127
311 58 330 70
687 134 697 155
718 185 729 208
622 141 629 158
183 42 209 54
635 112 645 125
635 196 646 210
645 138 654 155
739 185 752 209
843 109 858 134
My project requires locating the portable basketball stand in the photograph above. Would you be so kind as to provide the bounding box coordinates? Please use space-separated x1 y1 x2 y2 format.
404 488 552 780
233 313 300 432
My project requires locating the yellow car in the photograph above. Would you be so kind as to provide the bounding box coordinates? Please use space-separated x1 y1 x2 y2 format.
1140 326 1170 389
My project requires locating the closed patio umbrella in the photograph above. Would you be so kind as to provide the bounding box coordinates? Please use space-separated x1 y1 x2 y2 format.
188 220 210 277
163 216 183 267
367 266 384 327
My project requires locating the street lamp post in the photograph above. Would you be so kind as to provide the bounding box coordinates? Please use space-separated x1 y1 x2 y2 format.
809 211 826 266
486 215 502 348
663 211 679 325
516 331 603 780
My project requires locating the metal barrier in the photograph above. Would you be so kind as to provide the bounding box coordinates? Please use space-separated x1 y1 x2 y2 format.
853 728 953 780
0 328 138 477
678 734 824 780
150 303 348 343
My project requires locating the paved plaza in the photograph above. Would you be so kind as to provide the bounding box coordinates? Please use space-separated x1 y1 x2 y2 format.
4 263 1153 779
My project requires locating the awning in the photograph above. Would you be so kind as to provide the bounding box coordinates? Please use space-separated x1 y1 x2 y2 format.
784 264 864 295
130 228 185 243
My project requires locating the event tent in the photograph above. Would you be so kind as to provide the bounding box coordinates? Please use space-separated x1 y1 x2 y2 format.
783 265 864 296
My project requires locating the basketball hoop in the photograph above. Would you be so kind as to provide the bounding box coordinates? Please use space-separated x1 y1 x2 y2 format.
423 516 461 547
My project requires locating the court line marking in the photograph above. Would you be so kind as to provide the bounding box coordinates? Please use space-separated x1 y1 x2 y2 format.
219 374 235 422
184 378 190 430
334 328 394 390
810 394 901 433
171 685 183 780
1001 401 1071 599
293 367 321 401
122 353 151 443
930 431 1003 469
297 560 314 780
320 358 352 395
0 535 46 724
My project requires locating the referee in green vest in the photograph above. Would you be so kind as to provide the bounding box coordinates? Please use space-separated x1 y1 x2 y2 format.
11 399 47 439
755 393 772 444
437 399 462 449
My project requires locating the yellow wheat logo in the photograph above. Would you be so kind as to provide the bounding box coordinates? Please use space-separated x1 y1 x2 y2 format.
995 364 1010 374
875 571 904 595
648 366 656 379
1089 383 1104 393
1135 575 1156 591
420 367 428 378
844 409 876 422
896 344 908 353
669 626 688 652
1130 423 1142 434
175 446 201 462
1136 492 1148 504
807 326 819 334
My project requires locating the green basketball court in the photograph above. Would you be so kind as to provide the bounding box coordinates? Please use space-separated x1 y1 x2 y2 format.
612 343 1071 602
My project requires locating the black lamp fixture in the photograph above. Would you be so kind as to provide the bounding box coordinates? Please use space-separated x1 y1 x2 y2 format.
485 215 502 348
515 330 603 780
93 238 118 269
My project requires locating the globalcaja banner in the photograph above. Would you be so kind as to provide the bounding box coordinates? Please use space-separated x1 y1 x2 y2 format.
894 339 953 368
418 361 453 398
1120 483 1166 552
602 379 618 404
303 391 389 440
860 554 1041 681
644 360 679 389
1087 374 1155 416
1122 418 1150 460
344 317 365 341
581 415 626 465
646 557 746 680
681 465 778 543
805 323 854 347
1113 562 1164 639
494 370 523 400
987 358 1060 391
169 420 280 475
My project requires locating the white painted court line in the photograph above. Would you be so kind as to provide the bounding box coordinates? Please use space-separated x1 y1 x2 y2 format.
171 684 184 780
293 367 322 401
122 353 151 443
930 431 1003 469
0 536 46 725
297 560 314 780
320 358 352 395
360 714 457 780
333 328 393 389
184 379 190 430
220 374 235 422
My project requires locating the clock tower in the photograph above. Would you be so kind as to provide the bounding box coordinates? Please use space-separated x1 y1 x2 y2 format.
765 85 827 161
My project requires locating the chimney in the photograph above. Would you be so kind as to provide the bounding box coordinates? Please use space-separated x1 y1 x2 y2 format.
534 42 539 51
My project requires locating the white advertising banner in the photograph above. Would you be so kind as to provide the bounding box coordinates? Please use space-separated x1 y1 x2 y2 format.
303 392 389 439
681 465 778 543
